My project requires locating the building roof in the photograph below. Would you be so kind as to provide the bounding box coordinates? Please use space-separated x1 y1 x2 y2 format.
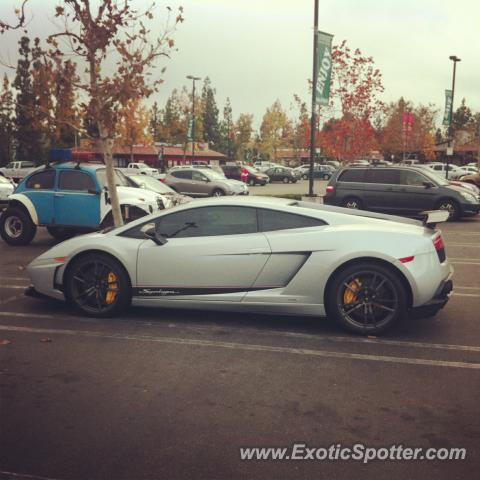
160 144 226 159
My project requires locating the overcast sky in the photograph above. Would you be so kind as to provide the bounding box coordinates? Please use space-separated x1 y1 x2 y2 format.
1 0 479 127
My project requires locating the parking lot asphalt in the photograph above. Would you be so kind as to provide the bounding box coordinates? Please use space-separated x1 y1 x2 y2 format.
0 203 479 480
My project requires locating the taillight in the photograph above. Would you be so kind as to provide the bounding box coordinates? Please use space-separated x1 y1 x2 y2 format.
326 185 334 193
433 235 446 263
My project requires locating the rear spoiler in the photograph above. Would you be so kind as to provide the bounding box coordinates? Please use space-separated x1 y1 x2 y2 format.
420 210 450 228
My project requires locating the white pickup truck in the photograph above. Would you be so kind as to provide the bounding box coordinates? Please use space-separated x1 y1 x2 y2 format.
0 161 36 182
119 162 163 179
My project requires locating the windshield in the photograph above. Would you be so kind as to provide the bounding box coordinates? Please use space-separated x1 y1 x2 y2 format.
415 167 449 186
130 175 176 194
96 168 130 187
204 170 227 180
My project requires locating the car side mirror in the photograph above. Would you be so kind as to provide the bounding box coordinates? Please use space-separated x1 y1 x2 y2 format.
423 181 434 189
141 223 168 245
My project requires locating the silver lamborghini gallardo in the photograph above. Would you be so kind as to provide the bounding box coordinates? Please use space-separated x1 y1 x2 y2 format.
26 197 453 334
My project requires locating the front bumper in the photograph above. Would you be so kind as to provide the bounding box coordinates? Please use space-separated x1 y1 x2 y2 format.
460 201 480 217
411 279 453 318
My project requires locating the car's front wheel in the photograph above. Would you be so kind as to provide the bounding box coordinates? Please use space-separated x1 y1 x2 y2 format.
282 177 289 184
436 199 460 221
0 206 37 246
212 189 226 197
248 179 255 186
65 253 131 317
326 262 407 335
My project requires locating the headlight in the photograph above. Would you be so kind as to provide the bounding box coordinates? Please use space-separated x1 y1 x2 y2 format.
460 191 477 203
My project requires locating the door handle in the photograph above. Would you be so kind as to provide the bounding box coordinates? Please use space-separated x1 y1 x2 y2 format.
54 193 65 197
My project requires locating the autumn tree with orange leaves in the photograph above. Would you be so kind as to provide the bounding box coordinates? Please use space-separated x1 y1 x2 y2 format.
319 40 385 160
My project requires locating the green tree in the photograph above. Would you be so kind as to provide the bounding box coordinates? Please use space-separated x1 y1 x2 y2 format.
0 75 15 166
13 36 42 163
149 101 162 142
451 98 474 137
218 97 233 157
201 77 220 147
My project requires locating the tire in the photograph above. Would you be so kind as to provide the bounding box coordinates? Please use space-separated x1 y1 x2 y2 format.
248 179 255 186
436 199 460 221
326 262 407 335
283 177 289 184
0 206 37 246
342 197 363 209
212 188 226 197
323 174 330 180
302 174 309 180
64 253 131 318
292 179 297 183
47 226 77 241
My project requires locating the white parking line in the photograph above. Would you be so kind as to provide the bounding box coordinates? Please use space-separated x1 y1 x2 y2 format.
0 471 63 480
0 324 479 370
452 292 480 298
448 243 480 247
0 285 28 289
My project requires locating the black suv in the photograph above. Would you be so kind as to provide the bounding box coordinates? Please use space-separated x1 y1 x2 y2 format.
323 165 480 219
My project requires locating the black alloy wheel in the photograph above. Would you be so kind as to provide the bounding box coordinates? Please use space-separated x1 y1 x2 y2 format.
327 263 407 334
65 253 131 317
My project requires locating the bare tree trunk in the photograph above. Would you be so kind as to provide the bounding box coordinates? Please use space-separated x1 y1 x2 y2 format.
99 125 123 227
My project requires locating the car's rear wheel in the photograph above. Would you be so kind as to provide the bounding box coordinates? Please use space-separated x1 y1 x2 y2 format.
436 199 460 221
65 253 131 317
323 174 330 180
212 188 226 197
0 206 37 246
326 262 407 335
302 174 309 180
46 226 77 241
342 197 363 209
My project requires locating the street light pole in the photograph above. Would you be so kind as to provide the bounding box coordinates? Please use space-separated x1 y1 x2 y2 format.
446 55 460 179
308 0 319 197
187 75 201 164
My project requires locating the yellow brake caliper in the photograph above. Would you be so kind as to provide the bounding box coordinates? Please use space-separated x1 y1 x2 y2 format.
105 272 118 305
343 278 362 304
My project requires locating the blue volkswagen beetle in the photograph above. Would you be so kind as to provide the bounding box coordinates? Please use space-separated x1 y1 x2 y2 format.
0 162 164 246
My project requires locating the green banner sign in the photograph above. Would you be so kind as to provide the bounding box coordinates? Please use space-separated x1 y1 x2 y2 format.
316 31 334 106
443 89 453 126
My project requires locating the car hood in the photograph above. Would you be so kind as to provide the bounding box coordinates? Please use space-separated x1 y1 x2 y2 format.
116 186 161 201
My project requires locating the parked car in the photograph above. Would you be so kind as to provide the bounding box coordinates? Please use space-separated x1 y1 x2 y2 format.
323 165 480 220
168 164 224 175
123 162 161 177
253 161 283 172
400 159 420 166
0 161 36 182
264 166 299 183
424 162 469 180
298 164 334 180
26 196 453 335
222 165 269 186
0 175 15 205
165 167 249 197
459 172 480 188
0 163 166 246
127 175 191 208
460 165 479 175
326 160 341 169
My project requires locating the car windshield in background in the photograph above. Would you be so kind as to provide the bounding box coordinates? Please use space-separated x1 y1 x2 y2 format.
130 175 176 194
96 168 130 187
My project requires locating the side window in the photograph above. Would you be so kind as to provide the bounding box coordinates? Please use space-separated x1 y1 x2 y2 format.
192 171 207 182
59 171 96 191
258 209 326 232
5 162 14 169
156 206 258 238
172 170 192 179
25 170 55 190
338 169 366 182
367 169 400 184
400 170 429 186
433 165 442 171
